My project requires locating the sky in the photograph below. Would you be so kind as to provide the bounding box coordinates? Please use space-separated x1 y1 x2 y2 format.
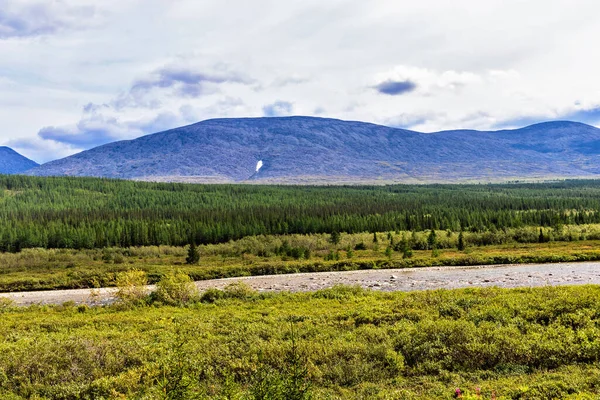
1 0 600 163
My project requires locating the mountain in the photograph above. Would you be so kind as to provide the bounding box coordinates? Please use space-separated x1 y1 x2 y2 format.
26 117 600 183
0 147 39 175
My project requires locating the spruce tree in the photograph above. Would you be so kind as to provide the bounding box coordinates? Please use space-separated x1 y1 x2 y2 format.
457 231 465 251
385 246 393 259
329 231 341 245
186 242 200 265
427 230 437 250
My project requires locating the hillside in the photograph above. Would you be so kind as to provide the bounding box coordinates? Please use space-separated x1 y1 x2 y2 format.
27 117 600 183
0 147 39 174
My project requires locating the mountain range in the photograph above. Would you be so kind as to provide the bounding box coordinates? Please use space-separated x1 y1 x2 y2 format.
0 146 39 175
10 116 600 183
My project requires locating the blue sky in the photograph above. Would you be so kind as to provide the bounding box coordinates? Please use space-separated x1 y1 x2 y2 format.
1 0 600 162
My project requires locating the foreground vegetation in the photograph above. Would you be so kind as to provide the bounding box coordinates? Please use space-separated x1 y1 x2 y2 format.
1 284 600 399
3 176 600 251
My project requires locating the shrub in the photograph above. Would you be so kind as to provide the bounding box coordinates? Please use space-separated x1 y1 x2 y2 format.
354 242 367 251
200 288 226 303
329 231 341 245
115 269 148 305
199 282 257 303
0 297 14 311
154 272 198 306
223 282 256 299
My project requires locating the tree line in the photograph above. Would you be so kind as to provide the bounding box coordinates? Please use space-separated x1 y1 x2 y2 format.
1 175 600 251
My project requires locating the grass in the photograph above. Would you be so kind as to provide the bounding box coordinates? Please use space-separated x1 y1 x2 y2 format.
2 227 600 292
1 285 600 398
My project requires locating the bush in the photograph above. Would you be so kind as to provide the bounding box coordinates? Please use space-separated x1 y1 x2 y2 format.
0 297 14 311
354 242 367 251
157 272 198 305
199 282 257 303
200 288 226 303
154 271 199 306
115 269 148 305
223 282 256 299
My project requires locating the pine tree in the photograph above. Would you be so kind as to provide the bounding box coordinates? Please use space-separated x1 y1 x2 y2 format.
457 231 465 251
186 243 200 265
385 246 393 259
427 230 437 250
329 231 341 245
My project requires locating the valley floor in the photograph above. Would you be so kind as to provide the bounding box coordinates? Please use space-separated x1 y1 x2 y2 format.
3 261 600 306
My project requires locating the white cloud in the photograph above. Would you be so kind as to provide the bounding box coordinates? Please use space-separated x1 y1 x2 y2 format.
1 0 600 162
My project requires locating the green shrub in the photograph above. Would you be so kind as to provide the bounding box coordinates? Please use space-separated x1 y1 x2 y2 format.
200 288 226 303
354 242 367 250
154 271 198 305
0 297 14 311
115 269 148 305
200 282 257 303
223 282 256 299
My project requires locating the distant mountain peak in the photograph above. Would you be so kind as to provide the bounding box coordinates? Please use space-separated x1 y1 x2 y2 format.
0 147 39 175
26 117 600 183
520 120 597 130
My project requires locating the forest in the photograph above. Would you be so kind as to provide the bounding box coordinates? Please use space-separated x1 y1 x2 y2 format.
2 175 600 252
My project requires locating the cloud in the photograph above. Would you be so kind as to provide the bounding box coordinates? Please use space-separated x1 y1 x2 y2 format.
271 75 310 87
385 112 435 129
492 116 549 130
562 106 600 125
6 137 78 164
263 101 294 117
374 66 483 96
31 63 254 150
36 111 186 148
0 0 97 39
3 1 600 159
130 67 253 99
374 80 417 96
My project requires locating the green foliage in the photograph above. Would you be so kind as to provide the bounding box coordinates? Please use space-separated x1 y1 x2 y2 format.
154 271 198 306
324 250 340 261
384 245 393 259
4 229 600 292
329 231 341 245
2 176 600 252
539 227 547 243
200 282 257 303
354 242 367 250
2 286 600 398
186 243 200 265
0 297 14 311
115 269 148 305
428 229 437 249
458 231 465 251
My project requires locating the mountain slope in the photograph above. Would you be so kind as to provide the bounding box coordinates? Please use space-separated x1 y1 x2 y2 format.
27 117 600 183
0 147 39 174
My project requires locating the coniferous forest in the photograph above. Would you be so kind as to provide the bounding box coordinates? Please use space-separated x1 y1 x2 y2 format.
2 175 600 252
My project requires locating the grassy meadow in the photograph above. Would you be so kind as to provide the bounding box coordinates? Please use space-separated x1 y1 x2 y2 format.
1 285 600 399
